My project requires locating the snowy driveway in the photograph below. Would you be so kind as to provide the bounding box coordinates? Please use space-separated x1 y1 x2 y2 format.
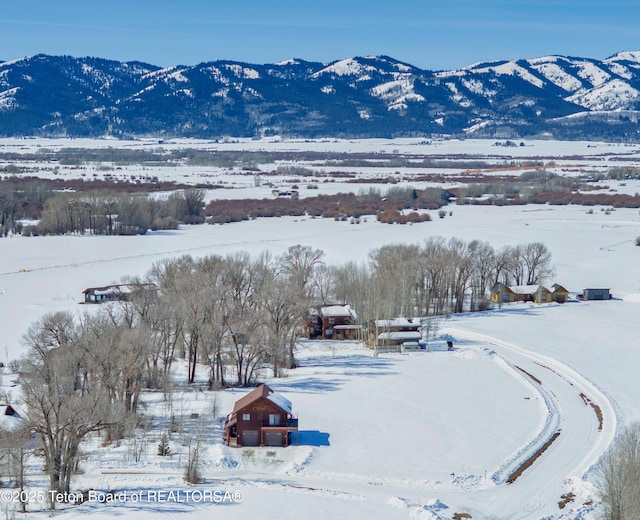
443 329 616 519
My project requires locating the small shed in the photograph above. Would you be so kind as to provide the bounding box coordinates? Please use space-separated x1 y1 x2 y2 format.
583 288 611 300
224 384 299 447
419 339 451 352
551 283 569 303
401 341 421 352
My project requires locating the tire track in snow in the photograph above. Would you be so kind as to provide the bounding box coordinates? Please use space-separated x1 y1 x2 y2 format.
481 345 563 487
445 328 617 519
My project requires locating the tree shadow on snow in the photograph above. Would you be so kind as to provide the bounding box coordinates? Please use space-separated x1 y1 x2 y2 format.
298 354 396 370
289 356 399 388
457 304 544 319
272 377 343 393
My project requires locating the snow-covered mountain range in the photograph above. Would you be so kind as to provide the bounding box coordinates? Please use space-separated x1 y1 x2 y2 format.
1 52 639 139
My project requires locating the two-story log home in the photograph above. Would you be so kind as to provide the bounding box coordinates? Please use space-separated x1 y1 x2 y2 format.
224 384 299 447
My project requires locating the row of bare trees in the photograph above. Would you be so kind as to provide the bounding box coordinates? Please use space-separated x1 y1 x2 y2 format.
120 238 552 387
318 238 554 324
36 188 206 235
0 179 54 237
14 246 317 499
142 249 311 387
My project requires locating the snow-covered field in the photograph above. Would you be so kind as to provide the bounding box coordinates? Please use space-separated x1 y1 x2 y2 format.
3 136 640 195
1 137 640 519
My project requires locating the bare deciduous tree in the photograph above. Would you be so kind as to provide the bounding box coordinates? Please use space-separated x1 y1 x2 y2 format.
420 237 450 316
255 272 304 374
469 240 496 311
21 312 112 505
595 422 640 520
222 253 265 386
309 263 337 305
521 242 555 285
0 426 32 513
447 238 475 314
369 244 421 318
176 270 212 385
183 416 207 484
279 244 325 298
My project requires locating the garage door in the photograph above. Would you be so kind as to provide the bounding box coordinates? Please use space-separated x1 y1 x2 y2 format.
240 430 259 447
264 431 283 446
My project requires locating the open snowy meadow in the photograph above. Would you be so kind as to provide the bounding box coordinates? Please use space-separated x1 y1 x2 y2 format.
1 137 640 519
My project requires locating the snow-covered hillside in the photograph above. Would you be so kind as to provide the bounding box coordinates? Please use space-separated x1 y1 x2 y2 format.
3 51 640 138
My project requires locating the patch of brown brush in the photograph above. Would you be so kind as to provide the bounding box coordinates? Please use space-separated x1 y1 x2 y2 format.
506 430 561 484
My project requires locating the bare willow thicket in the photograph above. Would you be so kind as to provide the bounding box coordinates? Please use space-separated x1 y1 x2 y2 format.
36 188 206 235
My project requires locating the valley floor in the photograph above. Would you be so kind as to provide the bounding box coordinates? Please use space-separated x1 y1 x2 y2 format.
1 138 640 519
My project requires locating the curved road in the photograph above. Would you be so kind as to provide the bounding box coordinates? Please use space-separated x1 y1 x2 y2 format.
444 329 616 519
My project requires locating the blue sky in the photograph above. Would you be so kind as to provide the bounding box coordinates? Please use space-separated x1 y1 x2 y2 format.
1 1 639 70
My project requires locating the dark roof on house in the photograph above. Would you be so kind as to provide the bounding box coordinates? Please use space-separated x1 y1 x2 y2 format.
0 404 22 431
1 404 18 417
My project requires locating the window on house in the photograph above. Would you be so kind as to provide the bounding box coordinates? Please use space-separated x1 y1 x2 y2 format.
242 413 250 421
328 317 335 324
269 414 280 426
